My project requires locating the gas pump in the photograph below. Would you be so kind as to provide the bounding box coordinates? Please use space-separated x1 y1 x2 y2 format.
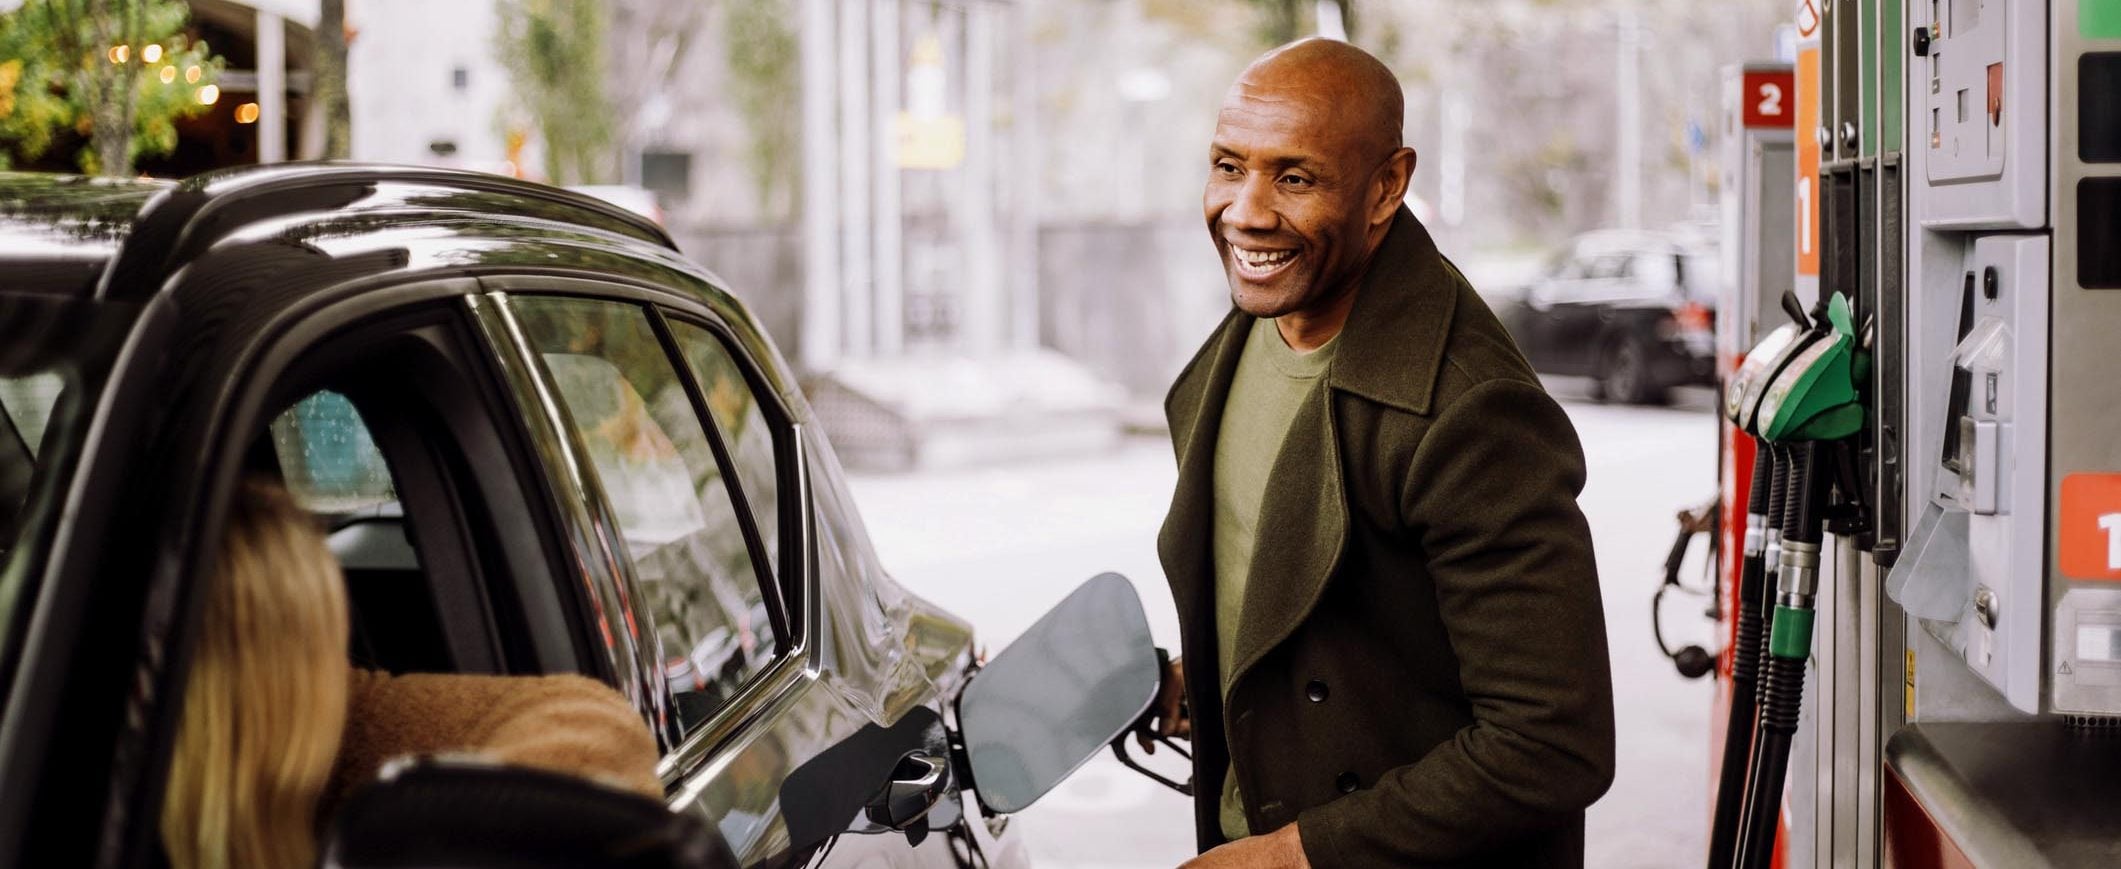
1699 59 1800 869
1688 0 2121 865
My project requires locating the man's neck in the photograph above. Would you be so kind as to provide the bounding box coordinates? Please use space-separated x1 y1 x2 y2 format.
1275 215 1394 352
1274 285 1359 352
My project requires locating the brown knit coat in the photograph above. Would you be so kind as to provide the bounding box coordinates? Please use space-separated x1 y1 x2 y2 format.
327 669 663 806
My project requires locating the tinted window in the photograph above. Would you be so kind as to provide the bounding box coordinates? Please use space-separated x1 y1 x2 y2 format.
512 298 777 734
668 321 779 571
1588 253 1632 280
0 374 61 459
0 296 128 566
0 372 63 557
270 391 397 512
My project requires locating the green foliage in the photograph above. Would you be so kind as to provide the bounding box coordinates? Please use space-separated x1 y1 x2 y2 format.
495 0 617 185
0 0 225 175
722 0 799 223
1251 0 1303 46
1243 0 1356 49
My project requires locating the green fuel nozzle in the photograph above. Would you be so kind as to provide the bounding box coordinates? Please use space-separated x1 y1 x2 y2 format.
1730 293 1872 869
1754 294 1866 444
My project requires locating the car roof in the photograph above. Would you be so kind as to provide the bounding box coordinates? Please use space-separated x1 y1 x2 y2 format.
1565 229 1698 258
1 162 797 401
1 163 680 301
0 173 173 297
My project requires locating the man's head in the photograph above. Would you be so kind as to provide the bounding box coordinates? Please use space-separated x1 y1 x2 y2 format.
1205 38 1416 322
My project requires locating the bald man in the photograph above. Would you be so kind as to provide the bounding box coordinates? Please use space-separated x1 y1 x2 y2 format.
1146 39 1614 868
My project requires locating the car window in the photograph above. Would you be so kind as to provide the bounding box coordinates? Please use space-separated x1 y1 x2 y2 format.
0 374 61 461
269 391 397 513
1589 253 1632 280
1632 253 1680 288
510 297 778 735
0 372 63 561
264 389 452 673
667 321 780 572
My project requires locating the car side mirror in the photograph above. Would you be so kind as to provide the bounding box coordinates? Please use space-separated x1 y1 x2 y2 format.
955 573 1161 815
319 757 736 869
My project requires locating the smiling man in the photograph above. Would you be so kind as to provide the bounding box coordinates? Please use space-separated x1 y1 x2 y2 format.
1148 38 1616 868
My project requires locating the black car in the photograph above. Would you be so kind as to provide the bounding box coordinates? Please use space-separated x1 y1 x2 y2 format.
0 164 1162 868
1496 230 1719 405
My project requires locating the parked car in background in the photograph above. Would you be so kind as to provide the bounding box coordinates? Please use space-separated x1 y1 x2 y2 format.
0 165 1161 868
1495 230 1719 405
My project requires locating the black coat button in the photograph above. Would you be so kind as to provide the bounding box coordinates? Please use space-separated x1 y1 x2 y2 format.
1335 771 1359 793
1305 679 1329 702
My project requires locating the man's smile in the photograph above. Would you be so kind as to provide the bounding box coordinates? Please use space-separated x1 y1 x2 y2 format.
1230 244 1300 280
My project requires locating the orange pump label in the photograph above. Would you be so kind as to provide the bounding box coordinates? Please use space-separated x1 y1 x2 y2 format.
2059 474 2121 580
1794 48 1821 279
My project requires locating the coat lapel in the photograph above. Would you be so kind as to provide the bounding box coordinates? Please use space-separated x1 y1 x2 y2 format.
1228 383 1347 687
1158 311 1251 637
1227 209 1459 689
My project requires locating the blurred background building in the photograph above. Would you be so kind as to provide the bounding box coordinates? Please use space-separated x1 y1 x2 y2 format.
0 1 1805 865
2 0 1791 467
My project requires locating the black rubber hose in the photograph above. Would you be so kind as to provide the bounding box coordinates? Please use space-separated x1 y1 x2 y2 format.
1705 562 1766 867
1779 443 1808 543
1735 446 1792 864
1705 448 1777 869
1737 653 1809 869
1783 443 1827 546
1756 447 1791 709
1748 446 1774 512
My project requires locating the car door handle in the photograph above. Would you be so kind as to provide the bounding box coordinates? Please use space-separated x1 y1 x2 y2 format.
866 751 948 831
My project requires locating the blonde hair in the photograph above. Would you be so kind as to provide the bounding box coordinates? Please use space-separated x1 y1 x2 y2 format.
161 479 350 869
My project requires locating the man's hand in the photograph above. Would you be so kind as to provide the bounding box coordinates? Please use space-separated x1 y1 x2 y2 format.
1177 823 1309 869
1137 654 1189 752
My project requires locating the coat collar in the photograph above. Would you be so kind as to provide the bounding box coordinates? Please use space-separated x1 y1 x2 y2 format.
1323 206 1459 416
1158 208 1462 696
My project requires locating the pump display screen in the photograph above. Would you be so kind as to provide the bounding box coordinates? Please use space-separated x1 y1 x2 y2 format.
2077 624 2121 664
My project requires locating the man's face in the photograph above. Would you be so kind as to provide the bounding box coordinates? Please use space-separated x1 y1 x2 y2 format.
1204 85 1382 319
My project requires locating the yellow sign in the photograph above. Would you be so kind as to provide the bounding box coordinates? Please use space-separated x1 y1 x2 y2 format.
1905 648 1916 718
896 113 965 170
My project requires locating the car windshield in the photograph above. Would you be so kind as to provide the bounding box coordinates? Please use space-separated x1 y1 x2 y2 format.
0 293 134 693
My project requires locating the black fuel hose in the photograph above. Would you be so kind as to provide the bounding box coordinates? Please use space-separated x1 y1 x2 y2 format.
1704 447 1777 869
1732 444 1796 867
1736 443 1828 869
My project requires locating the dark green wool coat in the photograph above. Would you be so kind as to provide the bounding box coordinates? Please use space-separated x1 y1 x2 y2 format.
1158 210 1616 868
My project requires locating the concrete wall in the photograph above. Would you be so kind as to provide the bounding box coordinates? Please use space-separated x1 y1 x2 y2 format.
665 217 1226 402
1037 219 1229 399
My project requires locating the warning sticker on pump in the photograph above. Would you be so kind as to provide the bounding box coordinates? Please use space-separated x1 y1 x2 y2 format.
1904 649 1915 719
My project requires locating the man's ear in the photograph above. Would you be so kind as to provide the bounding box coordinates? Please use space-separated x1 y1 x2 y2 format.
1372 147 1419 225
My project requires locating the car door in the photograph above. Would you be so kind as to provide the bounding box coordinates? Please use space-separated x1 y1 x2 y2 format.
1521 251 1612 375
470 279 1013 869
28 279 630 868
1543 251 1637 374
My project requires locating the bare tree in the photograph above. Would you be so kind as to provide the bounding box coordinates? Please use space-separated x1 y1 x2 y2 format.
315 0 349 158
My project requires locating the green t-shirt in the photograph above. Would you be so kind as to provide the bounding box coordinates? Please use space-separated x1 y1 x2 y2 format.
1211 315 1337 841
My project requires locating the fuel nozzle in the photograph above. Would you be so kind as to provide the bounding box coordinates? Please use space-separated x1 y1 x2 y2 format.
1732 294 1869 869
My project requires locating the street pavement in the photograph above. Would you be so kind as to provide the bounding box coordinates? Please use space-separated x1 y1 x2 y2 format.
849 380 1722 869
